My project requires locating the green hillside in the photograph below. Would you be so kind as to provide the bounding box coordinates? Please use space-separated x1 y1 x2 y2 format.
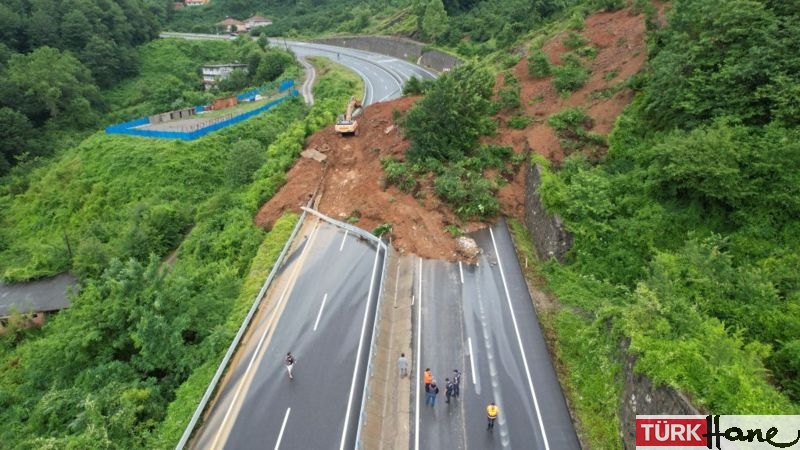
0 0 798 448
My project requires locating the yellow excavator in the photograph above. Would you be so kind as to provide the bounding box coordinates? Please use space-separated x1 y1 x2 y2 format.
334 96 362 136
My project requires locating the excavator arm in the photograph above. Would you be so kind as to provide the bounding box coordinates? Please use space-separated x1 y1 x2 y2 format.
335 96 362 136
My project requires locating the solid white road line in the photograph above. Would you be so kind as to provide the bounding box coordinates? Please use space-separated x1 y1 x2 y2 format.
468 337 476 386
489 227 550 450
339 230 349 251
338 248 382 450
273 408 291 450
414 257 423 450
313 293 328 332
459 261 464 284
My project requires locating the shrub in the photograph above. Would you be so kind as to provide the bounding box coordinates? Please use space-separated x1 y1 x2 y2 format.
563 32 588 50
497 71 521 110
508 114 534 129
552 63 590 94
527 50 552 79
381 158 418 193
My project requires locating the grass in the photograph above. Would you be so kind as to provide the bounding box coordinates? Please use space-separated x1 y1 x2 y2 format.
507 219 622 449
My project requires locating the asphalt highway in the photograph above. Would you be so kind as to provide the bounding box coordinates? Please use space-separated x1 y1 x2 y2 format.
413 218 580 450
279 39 437 105
191 219 385 450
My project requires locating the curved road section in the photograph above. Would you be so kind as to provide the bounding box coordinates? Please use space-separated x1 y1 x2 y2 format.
160 33 437 106
190 217 385 450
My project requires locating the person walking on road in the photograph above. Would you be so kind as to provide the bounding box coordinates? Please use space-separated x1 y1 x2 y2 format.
445 378 455 404
398 353 409 378
425 380 439 406
452 369 462 397
424 368 433 390
284 352 296 380
487 401 499 430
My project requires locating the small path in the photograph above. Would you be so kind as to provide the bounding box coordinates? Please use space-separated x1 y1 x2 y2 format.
297 57 316 105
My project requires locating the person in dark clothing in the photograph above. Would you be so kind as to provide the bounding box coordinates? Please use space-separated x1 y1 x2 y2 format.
425 380 439 406
445 378 455 403
284 352 296 380
452 369 462 397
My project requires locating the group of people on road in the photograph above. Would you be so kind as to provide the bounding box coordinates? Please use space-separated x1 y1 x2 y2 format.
422 367 461 406
413 362 497 430
284 351 498 431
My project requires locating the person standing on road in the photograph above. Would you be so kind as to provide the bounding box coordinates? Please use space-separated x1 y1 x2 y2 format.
284 352 296 380
425 380 439 406
424 368 433 390
445 378 455 404
452 369 462 397
398 353 409 378
487 401 499 430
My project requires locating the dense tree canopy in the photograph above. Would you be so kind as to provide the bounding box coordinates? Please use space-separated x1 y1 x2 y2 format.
540 0 800 410
643 0 800 129
403 63 495 162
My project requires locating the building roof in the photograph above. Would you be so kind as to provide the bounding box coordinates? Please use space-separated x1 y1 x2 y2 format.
0 273 77 318
246 15 271 23
217 17 245 26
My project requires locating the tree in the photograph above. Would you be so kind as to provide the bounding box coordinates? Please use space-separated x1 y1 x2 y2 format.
421 0 448 42
225 139 267 186
0 107 34 175
3 47 101 127
403 63 495 162
642 0 799 129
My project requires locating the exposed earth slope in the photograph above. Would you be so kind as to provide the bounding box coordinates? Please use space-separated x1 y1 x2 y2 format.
255 8 651 260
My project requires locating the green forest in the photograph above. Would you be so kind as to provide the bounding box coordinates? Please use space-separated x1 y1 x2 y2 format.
1 0 799 448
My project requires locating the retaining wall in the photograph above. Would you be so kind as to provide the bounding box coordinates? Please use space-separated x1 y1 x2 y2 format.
312 35 462 72
523 162 572 263
521 161 701 448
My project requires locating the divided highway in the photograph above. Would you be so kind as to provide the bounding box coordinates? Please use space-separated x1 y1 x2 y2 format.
163 33 580 449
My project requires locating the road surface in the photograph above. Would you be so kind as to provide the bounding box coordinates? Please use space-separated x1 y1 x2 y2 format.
190 217 385 450
413 218 580 450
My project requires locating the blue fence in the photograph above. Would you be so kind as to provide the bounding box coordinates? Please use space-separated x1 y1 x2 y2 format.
106 87 298 141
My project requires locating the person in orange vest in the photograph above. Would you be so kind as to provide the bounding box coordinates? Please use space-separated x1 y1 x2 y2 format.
424 368 433 390
487 401 499 430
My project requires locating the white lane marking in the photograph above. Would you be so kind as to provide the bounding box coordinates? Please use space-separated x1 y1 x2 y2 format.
414 257 422 450
313 293 328 331
468 337 477 386
393 263 401 308
339 230 349 251
489 227 550 450
273 408 291 450
458 261 464 284
210 221 321 449
338 249 382 450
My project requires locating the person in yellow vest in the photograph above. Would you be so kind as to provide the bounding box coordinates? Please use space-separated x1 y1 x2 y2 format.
486 401 499 430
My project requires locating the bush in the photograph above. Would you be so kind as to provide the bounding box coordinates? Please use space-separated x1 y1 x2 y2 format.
508 114 534 129
527 50 552 79
381 158 418 193
563 32 588 50
497 71 521 110
552 62 590 93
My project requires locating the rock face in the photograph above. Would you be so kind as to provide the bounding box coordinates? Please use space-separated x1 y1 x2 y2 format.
619 339 702 449
455 236 480 260
523 162 572 263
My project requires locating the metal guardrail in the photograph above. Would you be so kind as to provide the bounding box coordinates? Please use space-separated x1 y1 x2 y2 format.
175 209 308 450
177 207 389 449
